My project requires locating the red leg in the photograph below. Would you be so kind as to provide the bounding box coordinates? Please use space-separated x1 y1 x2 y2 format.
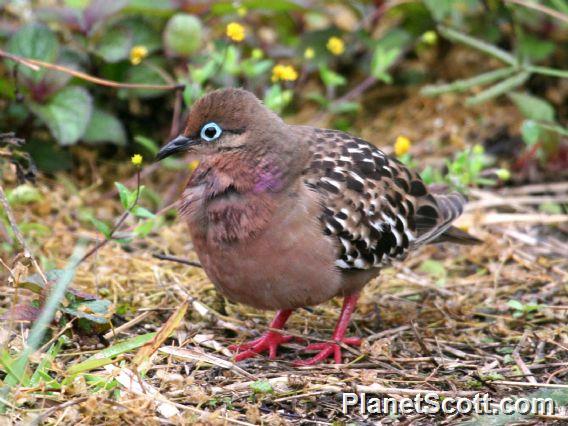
229 309 293 361
294 293 361 366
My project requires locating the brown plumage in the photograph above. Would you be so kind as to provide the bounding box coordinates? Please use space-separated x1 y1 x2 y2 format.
157 88 480 365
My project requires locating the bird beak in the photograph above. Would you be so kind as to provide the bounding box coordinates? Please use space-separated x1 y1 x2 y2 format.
156 135 198 160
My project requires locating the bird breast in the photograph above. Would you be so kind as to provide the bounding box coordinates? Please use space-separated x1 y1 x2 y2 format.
184 180 345 310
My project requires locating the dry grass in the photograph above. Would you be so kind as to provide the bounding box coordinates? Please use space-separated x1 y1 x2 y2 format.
1 95 567 425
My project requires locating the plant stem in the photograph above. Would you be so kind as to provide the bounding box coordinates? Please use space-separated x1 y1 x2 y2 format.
438 26 517 66
0 49 184 91
79 169 142 264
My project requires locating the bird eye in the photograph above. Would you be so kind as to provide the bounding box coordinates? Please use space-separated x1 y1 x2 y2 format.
200 122 222 142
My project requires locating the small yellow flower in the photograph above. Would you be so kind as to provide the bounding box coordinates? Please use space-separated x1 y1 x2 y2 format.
326 36 345 56
130 45 148 65
131 154 143 166
271 64 298 82
472 144 485 155
226 22 246 42
237 6 247 17
251 48 263 59
304 47 315 60
394 136 411 156
421 30 438 45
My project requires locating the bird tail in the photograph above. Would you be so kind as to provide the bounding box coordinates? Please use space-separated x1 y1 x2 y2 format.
414 192 481 246
433 225 482 245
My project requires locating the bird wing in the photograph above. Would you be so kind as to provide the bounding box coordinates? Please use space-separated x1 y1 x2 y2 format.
299 126 470 270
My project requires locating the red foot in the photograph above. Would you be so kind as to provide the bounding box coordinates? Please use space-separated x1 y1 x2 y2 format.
295 293 361 365
230 331 293 361
230 309 293 361
294 337 362 365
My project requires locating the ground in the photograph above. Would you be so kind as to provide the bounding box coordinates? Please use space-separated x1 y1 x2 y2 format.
1 91 567 425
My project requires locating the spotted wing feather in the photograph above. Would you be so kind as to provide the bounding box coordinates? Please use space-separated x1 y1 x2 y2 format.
299 127 469 270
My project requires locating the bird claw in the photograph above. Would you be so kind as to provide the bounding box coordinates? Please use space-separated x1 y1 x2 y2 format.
294 336 362 366
229 331 293 361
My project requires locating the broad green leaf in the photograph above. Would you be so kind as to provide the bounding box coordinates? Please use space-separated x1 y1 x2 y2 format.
83 108 127 146
126 185 143 208
30 86 93 145
264 85 293 113
135 135 159 155
319 66 346 88
222 45 241 75
423 0 454 21
163 13 203 56
507 300 524 311
134 219 155 237
95 27 133 62
120 60 168 99
114 182 131 210
190 60 218 85
521 120 541 146
241 58 274 78
508 92 555 122
370 46 401 83
518 33 555 63
61 299 113 325
89 217 112 238
132 205 155 219
7 24 59 84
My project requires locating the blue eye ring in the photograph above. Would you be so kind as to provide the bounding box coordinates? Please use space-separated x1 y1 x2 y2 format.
200 122 222 142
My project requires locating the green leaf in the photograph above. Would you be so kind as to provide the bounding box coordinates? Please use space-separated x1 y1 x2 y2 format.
7 24 59 84
61 298 112 325
419 260 447 280
190 60 218 85
83 108 127 146
30 336 67 387
222 45 241 75
95 27 133 62
241 59 274 78
114 182 131 209
127 185 143 208
134 219 155 237
507 300 524 311
263 85 293 113
67 332 156 374
329 101 361 114
89 217 112 238
370 46 401 83
518 33 555 63
132 205 155 219
135 135 159 155
521 120 541 146
7 184 42 205
319 66 346 88
30 86 93 145
423 0 454 21
508 93 555 122
120 60 168 99
163 13 203 56
249 380 274 394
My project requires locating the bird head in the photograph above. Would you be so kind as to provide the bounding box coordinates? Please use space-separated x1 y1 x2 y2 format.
156 88 286 161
